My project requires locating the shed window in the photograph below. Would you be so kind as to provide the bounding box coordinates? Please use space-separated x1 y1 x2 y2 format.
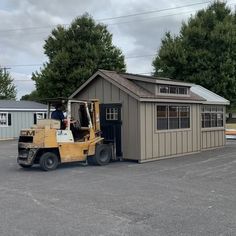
0 112 11 127
201 105 223 128
169 106 179 129
178 87 188 95
157 105 190 130
157 106 168 130
159 86 169 94
179 106 190 128
159 85 188 95
106 108 118 121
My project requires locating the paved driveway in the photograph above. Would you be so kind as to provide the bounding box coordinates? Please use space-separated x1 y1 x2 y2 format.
0 140 236 236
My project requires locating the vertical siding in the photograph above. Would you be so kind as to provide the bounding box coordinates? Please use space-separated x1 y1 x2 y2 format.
139 103 201 161
73 76 141 160
201 105 226 150
0 111 39 139
201 129 225 149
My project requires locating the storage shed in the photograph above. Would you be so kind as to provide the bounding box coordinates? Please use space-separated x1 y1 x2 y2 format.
0 100 47 140
70 70 229 162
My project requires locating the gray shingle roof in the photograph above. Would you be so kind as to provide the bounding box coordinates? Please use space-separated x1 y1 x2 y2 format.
0 100 47 110
70 70 229 105
99 70 205 102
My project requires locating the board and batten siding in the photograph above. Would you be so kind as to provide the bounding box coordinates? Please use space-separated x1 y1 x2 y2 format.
0 111 35 139
139 103 201 162
73 76 141 160
201 106 226 149
201 129 225 149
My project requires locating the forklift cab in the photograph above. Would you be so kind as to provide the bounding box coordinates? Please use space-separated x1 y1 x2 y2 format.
46 98 101 142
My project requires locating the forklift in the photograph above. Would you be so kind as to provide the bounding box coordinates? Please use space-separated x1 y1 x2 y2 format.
17 98 113 171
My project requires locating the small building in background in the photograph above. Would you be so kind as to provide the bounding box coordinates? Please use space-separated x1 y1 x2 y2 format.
0 100 47 140
70 70 230 163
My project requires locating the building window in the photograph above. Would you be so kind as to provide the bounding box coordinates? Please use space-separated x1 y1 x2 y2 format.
0 113 11 127
169 106 179 129
157 106 168 130
201 106 224 128
34 112 46 124
159 86 169 94
179 106 190 128
106 108 118 121
157 105 190 130
159 85 188 95
178 87 188 95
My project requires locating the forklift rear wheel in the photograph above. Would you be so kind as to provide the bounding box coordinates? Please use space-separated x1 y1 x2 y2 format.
39 152 59 171
88 144 112 166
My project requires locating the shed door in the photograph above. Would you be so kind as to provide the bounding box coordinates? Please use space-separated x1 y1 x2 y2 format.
100 104 122 157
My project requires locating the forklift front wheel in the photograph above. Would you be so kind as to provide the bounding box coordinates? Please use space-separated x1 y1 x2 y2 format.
88 144 112 166
39 152 59 171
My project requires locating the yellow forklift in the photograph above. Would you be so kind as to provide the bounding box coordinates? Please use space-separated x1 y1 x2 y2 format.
17 98 113 171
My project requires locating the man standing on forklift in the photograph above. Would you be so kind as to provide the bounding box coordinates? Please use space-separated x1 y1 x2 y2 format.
51 104 65 129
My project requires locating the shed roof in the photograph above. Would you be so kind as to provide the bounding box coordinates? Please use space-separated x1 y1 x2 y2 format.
191 85 230 105
70 70 229 105
0 100 48 111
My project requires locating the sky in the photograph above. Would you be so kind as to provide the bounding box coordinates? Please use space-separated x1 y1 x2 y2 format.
0 0 235 99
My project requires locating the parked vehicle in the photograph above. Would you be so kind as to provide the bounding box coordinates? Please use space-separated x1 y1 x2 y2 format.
17 98 113 171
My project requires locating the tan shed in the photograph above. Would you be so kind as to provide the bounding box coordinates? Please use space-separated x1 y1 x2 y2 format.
70 70 229 162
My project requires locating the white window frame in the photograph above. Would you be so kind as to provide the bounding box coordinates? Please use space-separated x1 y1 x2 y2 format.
0 112 8 127
34 112 46 125
36 112 46 120
106 108 119 121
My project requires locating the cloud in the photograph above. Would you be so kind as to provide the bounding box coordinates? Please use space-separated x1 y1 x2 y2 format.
0 0 215 98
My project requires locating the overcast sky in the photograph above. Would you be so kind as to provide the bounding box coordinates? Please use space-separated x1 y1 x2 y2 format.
0 0 234 99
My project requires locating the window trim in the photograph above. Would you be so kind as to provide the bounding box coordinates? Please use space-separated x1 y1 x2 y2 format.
201 105 224 129
0 112 9 127
158 85 190 96
156 104 191 132
34 112 46 124
105 107 119 121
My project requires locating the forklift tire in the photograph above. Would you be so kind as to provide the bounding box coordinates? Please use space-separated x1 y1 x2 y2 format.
90 144 112 166
39 152 59 171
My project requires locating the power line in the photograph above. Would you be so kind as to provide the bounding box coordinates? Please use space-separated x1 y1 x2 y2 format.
0 10 197 40
97 1 211 21
3 54 157 68
0 1 211 34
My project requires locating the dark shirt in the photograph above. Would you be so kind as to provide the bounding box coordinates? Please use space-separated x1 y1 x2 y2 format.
51 110 65 121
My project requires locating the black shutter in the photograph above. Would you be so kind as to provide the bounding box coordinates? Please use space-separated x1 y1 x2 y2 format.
33 113 37 124
8 113 11 126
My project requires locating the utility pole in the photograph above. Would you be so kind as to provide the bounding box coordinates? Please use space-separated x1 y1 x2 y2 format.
0 67 11 75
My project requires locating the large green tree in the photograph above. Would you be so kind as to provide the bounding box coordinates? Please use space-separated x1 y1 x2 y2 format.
32 14 126 99
153 1 236 104
20 90 40 101
0 69 16 100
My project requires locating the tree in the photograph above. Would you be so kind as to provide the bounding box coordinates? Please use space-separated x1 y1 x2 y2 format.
153 1 236 104
20 90 40 101
32 14 126 99
0 69 16 100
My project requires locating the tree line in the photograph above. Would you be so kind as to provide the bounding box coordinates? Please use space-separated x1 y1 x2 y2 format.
2 1 236 107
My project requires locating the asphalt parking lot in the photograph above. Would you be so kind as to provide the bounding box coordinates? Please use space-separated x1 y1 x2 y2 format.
0 140 236 236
